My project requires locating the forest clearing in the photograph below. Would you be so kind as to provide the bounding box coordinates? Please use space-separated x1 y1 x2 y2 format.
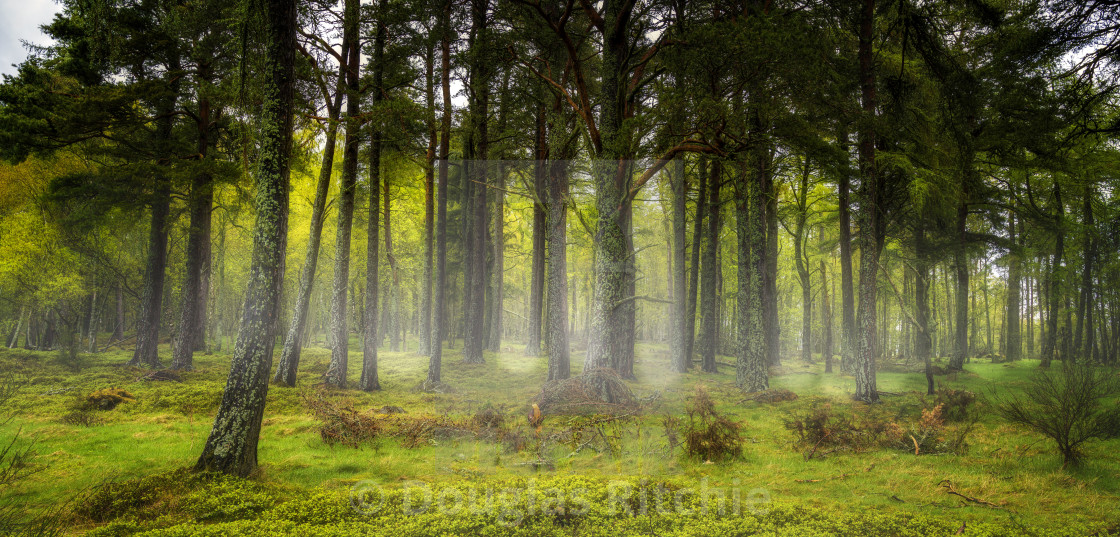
1 341 1119 536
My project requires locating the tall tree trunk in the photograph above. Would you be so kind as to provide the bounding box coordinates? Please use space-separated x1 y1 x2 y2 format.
949 191 969 370
1074 184 1094 361
1042 182 1063 368
735 139 769 393
546 157 570 380
112 283 124 343
699 157 721 373
670 157 689 372
385 170 401 353
272 57 346 386
915 223 934 395
837 131 856 373
195 0 293 476
487 164 505 353
1006 212 1022 361
323 0 361 388
764 150 780 366
584 0 634 375
526 108 547 356
794 160 811 364
853 0 880 402
172 93 214 371
820 260 833 373
428 0 453 383
7 305 23 348
685 158 707 362
360 11 386 392
461 0 491 365
130 78 179 368
418 43 437 357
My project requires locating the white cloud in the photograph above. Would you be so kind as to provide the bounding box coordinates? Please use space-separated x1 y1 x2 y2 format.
0 0 60 77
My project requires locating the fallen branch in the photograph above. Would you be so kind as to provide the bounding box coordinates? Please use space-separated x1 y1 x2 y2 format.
938 480 1006 510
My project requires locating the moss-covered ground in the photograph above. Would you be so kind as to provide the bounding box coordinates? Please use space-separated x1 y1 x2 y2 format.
1 338 1118 535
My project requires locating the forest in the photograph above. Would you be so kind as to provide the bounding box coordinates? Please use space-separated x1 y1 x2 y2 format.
0 0 1119 534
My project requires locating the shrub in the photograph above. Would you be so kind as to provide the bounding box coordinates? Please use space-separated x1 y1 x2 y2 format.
303 392 382 448
995 363 1120 468
60 410 104 427
926 386 979 422
86 388 136 410
682 386 743 462
471 404 505 429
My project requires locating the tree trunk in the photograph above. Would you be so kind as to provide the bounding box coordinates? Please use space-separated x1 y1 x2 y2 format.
112 283 124 343
428 0 453 383
487 163 505 353
685 158 707 362
837 131 856 373
546 157 570 380
460 0 490 365
794 160 811 364
360 11 385 392
172 93 214 371
820 260 833 373
1074 184 1094 361
195 0 293 476
583 0 633 375
418 43 437 357
272 56 346 386
130 83 178 368
526 107 547 356
853 0 880 403
699 157 721 373
949 193 969 371
323 0 361 388
735 142 769 393
764 151 780 367
1042 182 1063 368
915 223 934 395
1006 212 1021 361
670 157 689 372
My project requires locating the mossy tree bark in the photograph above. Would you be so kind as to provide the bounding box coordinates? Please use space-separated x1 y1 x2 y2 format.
853 0 880 403
195 0 294 477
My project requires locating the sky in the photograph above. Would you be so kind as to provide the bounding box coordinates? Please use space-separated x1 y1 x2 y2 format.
0 0 59 77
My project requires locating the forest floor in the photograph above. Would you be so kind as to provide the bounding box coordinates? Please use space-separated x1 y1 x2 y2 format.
1 339 1118 536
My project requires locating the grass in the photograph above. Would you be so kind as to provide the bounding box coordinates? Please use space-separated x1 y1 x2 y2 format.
1 338 1119 535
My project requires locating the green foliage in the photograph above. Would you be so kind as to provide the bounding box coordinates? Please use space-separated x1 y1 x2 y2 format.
996 363 1120 468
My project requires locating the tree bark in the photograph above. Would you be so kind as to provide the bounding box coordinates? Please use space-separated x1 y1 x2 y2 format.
699 157 721 373
820 260 833 373
428 0 453 383
272 54 346 387
949 191 969 371
1006 212 1021 361
735 143 769 393
195 0 293 476
418 43 437 357
526 107 547 356
794 159 811 364
670 157 689 372
915 222 934 395
323 0 362 388
172 93 214 371
546 157 570 380
837 131 856 372
1042 182 1063 368
685 158 707 362
129 83 178 368
360 11 386 392
853 0 880 402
